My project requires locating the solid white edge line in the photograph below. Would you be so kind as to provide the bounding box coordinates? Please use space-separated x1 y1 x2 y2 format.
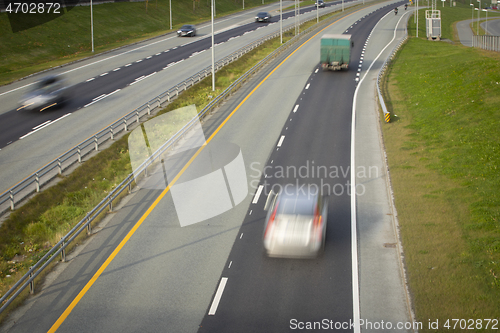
208 277 228 315
20 113 71 139
252 185 264 204
277 135 285 147
293 105 299 113
350 10 408 333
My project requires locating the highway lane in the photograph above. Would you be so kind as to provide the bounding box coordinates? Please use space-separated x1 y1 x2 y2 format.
0 2 411 333
0 0 364 196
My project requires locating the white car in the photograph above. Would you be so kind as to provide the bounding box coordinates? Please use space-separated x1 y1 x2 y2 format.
263 186 328 258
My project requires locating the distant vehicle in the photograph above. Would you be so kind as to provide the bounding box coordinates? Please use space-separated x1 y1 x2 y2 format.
177 24 196 37
320 34 352 71
255 12 272 22
263 186 328 258
316 0 326 8
17 75 70 112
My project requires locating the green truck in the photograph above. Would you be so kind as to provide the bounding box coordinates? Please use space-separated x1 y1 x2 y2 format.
320 34 352 71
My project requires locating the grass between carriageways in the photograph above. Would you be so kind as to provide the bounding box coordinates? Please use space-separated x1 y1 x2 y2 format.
1 11 338 319
0 0 279 86
380 36 500 326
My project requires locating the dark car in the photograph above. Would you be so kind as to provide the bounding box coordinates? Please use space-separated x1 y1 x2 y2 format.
316 0 325 7
263 185 328 258
255 12 272 22
177 24 196 37
17 75 69 112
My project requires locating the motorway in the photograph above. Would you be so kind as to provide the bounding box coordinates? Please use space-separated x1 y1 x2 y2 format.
1 1 415 332
0 0 362 196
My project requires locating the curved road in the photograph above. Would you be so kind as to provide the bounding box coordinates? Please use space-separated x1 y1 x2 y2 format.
1 1 414 333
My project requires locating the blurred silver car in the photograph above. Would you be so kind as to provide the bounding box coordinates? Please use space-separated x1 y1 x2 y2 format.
263 186 328 258
18 75 69 112
177 24 196 37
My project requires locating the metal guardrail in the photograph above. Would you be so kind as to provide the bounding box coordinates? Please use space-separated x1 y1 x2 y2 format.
0 1 350 216
376 11 410 123
0 5 348 315
472 34 500 52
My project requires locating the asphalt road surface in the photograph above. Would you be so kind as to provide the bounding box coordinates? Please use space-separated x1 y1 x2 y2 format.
0 1 414 333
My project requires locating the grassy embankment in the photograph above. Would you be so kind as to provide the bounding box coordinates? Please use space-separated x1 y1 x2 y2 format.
381 2 500 327
0 0 280 86
0 2 347 322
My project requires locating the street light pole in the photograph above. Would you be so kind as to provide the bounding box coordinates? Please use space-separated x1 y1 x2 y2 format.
477 0 481 35
280 0 283 43
211 0 215 91
482 8 488 34
91 0 94 52
169 0 172 30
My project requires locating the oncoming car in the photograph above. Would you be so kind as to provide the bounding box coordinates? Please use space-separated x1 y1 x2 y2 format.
263 186 328 258
177 24 196 37
255 12 272 22
17 75 70 112
316 0 326 7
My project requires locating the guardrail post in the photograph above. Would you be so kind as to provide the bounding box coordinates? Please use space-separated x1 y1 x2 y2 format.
136 110 140 124
61 238 66 262
29 267 34 294
109 198 113 212
77 146 82 163
10 190 14 210
94 136 98 152
110 127 114 140
167 92 170 102
156 97 160 111
86 216 92 236
123 118 128 132
58 158 62 175
35 173 40 192
175 86 178 97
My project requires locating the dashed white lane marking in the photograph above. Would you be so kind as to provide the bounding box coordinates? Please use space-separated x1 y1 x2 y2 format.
84 89 121 107
156 53 161 55
130 72 157 85
293 105 299 113
20 113 71 139
252 185 264 204
228 261 232 268
125 63 132 67
100 72 108 76
113 68 120 71
305 83 310 89
33 120 51 130
315 68 319 73
136 59 142 63
86 78 95 82
146 56 152 59
277 135 285 147
240 233 243 239
208 277 228 315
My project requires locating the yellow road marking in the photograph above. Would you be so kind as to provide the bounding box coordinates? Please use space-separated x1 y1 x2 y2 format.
48 7 367 331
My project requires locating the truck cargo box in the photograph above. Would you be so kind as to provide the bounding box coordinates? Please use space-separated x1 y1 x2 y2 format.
320 34 351 70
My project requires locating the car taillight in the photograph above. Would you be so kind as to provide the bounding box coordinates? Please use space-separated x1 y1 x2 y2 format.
264 205 278 237
313 208 322 241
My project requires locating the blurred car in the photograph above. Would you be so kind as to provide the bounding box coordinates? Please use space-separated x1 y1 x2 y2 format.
316 0 325 7
17 75 69 112
255 12 272 22
263 186 328 258
177 24 196 37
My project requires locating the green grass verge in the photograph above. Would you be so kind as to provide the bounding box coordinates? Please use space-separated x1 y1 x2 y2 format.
0 0 279 86
381 37 500 326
